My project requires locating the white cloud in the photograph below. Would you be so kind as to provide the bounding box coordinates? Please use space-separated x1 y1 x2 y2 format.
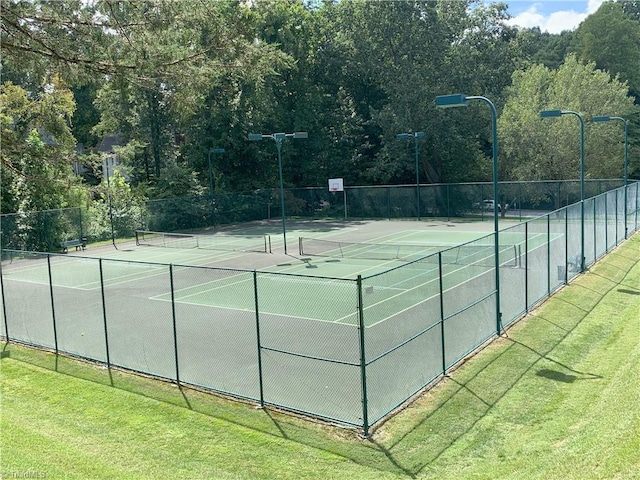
506 0 606 34
586 0 605 14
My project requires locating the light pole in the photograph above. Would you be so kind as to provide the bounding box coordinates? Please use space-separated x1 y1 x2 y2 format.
593 115 629 239
540 109 585 272
208 148 225 196
248 132 308 254
207 148 225 226
436 94 501 334
103 159 116 248
396 131 426 220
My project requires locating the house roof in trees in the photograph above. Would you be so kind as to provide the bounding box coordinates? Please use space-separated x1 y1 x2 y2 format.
98 134 124 153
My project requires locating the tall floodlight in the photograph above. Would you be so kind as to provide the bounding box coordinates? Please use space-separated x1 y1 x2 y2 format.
207 148 225 225
104 160 116 247
396 131 426 220
593 115 629 239
436 94 502 334
540 109 585 272
208 148 225 196
248 132 308 254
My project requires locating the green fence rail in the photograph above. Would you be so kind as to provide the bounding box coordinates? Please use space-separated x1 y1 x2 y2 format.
1 182 638 435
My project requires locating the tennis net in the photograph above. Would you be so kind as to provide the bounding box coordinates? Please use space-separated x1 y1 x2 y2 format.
298 237 519 267
136 230 271 253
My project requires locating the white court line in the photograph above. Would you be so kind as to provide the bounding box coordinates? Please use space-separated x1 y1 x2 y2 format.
154 296 359 326
334 260 493 326
153 272 254 301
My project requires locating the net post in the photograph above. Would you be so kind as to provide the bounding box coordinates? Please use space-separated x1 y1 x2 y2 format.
356 275 369 437
135 231 141 246
298 237 303 255
99 258 111 369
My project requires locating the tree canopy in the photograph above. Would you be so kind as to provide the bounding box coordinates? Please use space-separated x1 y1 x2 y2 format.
1 0 638 216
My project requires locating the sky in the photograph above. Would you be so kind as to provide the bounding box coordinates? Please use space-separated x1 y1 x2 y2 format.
501 0 607 34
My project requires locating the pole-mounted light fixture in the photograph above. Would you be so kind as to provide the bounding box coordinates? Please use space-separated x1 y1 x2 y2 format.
540 109 585 272
593 115 629 239
396 132 426 220
436 94 502 334
248 132 308 254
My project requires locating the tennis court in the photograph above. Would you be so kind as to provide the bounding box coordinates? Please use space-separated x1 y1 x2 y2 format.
1 182 638 433
2 219 529 328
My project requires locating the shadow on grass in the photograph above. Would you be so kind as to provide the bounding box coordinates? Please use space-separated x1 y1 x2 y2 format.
1 236 637 477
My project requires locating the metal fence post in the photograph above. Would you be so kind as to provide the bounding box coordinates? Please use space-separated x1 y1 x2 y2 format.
636 182 639 231
99 259 111 368
78 207 84 240
558 181 562 208
525 222 529 311
169 264 180 384
593 200 597 261
356 275 369 437
46 255 59 354
564 209 569 284
254 270 265 408
605 194 609 253
547 215 551 295
615 190 618 245
0 260 9 342
438 253 446 373
519 182 523 221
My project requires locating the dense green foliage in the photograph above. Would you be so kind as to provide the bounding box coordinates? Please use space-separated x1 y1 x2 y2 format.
1 0 639 215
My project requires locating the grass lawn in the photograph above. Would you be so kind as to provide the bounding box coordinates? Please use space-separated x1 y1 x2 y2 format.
1 233 639 479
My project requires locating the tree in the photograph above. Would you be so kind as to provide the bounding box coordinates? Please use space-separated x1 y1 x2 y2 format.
2 0 292 193
572 1 640 100
619 0 640 22
515 28 575 70
1 80 86 214
499 55 637 187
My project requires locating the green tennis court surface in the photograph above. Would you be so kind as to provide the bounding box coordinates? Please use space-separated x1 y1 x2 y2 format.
1 219 548 329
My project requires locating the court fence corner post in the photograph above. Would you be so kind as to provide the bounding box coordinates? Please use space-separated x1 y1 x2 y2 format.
356 275 369 437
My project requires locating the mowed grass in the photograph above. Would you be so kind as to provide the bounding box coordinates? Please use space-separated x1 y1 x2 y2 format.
1 234 639 479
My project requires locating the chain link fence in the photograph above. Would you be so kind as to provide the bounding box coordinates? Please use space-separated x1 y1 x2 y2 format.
1 180 628 253
1 182 638 434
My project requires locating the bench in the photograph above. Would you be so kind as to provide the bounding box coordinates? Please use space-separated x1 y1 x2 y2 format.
60 237 87 253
